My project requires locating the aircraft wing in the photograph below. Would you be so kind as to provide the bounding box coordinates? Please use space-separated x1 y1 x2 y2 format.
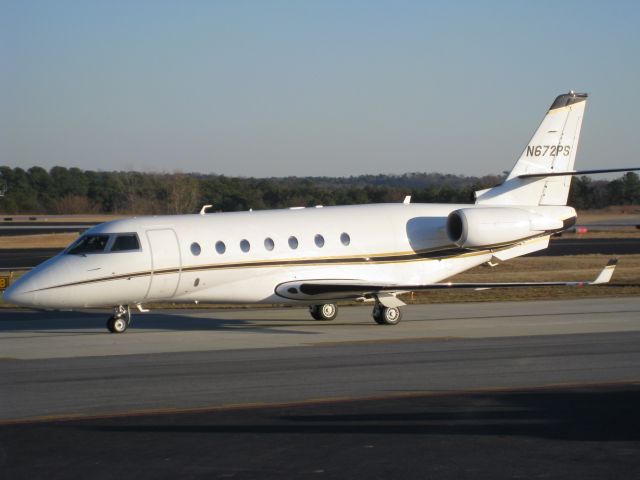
275 259 617 306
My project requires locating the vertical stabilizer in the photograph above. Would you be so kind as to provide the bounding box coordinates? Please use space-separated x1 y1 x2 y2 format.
475 92 587 206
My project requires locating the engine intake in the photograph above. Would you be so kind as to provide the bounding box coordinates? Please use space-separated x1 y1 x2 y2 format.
446 207 565 249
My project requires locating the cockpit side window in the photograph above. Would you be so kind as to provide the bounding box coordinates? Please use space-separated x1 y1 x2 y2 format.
66 234 110 255
111 234 141 252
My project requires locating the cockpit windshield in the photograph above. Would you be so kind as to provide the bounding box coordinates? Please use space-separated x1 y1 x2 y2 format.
111 234 140 251
66 235 110 255
65 233 141 255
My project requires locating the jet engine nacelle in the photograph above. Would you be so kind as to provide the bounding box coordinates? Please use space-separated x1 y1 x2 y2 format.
446 207 566 249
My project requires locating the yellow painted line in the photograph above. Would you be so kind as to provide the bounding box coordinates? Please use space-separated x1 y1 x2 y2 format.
1 380 638 426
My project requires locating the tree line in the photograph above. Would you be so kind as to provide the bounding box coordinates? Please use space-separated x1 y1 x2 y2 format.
1 165 639 214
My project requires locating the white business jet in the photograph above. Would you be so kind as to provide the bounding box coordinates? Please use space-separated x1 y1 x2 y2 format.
3 92 634 333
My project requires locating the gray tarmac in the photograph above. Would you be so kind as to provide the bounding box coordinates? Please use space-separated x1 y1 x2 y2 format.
1 298 639 421
2 298 640 479
0 223 91 236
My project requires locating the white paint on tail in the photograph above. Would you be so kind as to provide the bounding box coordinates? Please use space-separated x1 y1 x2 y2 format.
476 92 587 206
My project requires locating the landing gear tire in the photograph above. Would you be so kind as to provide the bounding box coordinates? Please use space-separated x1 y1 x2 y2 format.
106 305 131 333
372 305 402 325
107 316 128 333
309 303 338 321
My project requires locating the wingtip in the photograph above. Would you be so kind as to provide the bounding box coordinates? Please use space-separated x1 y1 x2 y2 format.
592 259 618 285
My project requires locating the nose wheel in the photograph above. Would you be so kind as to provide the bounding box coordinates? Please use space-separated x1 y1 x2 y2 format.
107 305 131 333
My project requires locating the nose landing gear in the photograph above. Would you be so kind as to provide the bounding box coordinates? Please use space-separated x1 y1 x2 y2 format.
107 305 131 333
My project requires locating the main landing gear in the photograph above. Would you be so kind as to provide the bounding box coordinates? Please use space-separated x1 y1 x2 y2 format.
107 305 131 333
372 303 402 325
309 303 338 321
308 302 403 325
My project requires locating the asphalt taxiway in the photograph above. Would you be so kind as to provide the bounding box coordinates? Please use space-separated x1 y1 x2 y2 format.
0 222 94 236
1 298 639 419
1 299 639 478
3 383 639 479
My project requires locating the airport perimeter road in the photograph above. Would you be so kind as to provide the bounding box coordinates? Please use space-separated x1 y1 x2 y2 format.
1 298 640 479
0 248 61 270
530 237 640 256
0 222 94 236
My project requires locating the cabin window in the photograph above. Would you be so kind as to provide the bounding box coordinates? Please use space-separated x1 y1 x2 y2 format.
111 234 140 252
264 237 275 251
190 242 201 256
66 234 110 255
240 239 251 252
288 236 299 249
314 234 325 248
215 241 226 254
340 232 350 246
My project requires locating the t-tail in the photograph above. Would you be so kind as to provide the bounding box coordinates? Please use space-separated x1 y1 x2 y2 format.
475 91 588 206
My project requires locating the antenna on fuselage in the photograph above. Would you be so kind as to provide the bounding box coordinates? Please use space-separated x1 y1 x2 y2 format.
200 204 213 215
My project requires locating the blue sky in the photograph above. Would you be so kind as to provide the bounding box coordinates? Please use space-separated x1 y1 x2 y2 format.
1 1 639 177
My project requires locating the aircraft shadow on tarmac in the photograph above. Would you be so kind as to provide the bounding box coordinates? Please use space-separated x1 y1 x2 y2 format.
3 305 640 334
80 386 640 442
0 309 324 335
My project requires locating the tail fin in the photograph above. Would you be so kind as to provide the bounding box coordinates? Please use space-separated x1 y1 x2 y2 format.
475 91 587 206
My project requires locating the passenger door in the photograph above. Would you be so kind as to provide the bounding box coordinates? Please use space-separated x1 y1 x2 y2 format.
145 229 181 300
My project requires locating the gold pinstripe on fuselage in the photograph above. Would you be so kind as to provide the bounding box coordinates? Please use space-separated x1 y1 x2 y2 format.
28 243 492 293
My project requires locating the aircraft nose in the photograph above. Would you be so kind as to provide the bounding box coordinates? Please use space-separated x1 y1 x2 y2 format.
2 276 36 307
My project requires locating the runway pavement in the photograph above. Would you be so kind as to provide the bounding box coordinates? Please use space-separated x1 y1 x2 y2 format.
1 298 639 478
0 247 61 270
1 298 639 417
2 383 639 479
529 237 640 256
0 222 94 236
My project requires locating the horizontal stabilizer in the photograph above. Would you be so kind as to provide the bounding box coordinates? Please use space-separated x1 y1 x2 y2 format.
518 167 640 179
